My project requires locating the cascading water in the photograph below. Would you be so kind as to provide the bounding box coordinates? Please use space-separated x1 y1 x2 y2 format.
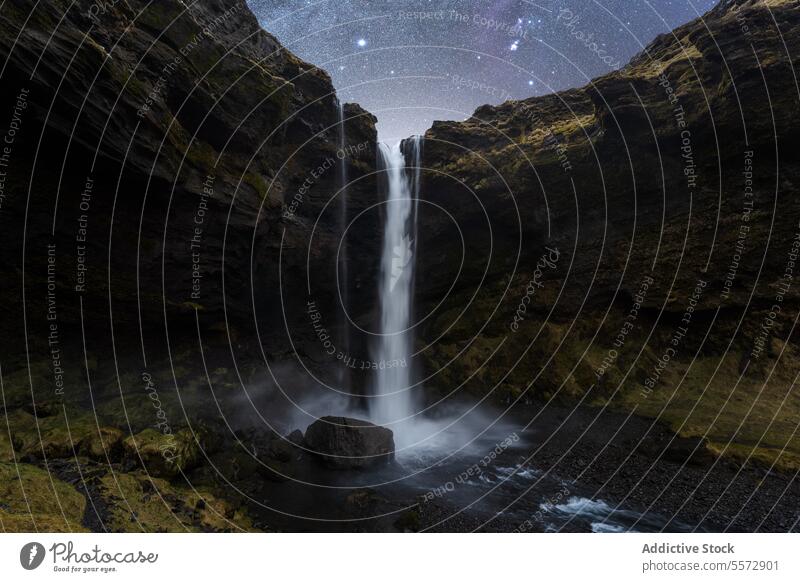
336 101 351 386
370 137 422 433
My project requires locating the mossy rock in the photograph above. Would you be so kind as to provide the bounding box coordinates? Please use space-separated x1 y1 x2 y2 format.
0 462 86 531
81 427 125 461
95 471 256 532
6 409 119 461
0 432 14 462
94 395 179 431
0 509 88 532
6 409 75 459
123 428 201 478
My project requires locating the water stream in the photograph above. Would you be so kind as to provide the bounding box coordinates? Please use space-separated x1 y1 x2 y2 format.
370 138 422 435
336 101 351 386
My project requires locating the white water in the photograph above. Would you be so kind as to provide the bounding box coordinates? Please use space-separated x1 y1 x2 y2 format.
336 101 350 385
370 139 421 433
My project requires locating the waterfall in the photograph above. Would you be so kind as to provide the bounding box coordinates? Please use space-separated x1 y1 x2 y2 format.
336 101 351 386
371 137 422 429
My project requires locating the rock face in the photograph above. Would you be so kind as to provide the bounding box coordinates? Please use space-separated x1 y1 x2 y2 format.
0 0 380 384
420 0 800 319
304 416 395 469
0 0 381 532
416 0 800 471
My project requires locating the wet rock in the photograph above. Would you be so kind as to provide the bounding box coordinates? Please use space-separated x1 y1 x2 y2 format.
304 416 394 469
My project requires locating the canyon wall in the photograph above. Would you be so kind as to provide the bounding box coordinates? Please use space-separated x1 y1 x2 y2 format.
416 0 800 470
0 0 381 403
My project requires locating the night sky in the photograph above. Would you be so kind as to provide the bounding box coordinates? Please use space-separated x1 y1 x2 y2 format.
247 1 719 141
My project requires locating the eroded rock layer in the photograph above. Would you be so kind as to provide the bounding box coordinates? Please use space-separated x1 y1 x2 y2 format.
417 0 800 471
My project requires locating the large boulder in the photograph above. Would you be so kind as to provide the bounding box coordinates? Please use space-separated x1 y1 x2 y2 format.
304 417 394 470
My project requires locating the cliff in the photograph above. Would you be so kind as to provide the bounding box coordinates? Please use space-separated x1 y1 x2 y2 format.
417 0 800 470
0 0 381 388
0 0 380 531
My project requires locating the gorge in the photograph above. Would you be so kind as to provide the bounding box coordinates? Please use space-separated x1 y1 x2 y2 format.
0 0 798 533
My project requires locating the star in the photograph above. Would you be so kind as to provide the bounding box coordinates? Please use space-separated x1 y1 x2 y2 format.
251 0 721 140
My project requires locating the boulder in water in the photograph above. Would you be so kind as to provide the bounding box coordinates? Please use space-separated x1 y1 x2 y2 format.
304 416 394 470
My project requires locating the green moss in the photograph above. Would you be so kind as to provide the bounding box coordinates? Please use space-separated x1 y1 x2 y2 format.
97 472 186 532
82 427 124 461
243 172 269 201
5 408 124 462
96 471 256 532
6 409 103 460
0 432 14 462
123 428 201 478
0 462 86 531
611 348 800 463
0 510 88 532
185 140 218 174
708 442 800 473
426 286 800 473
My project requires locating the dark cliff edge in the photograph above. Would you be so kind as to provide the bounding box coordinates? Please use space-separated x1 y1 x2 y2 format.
417 0 800 471
0 0 380 384
1 0 799 532
0 0 380 531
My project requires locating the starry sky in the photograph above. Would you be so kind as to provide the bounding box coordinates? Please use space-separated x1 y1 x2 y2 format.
247 0 718 141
